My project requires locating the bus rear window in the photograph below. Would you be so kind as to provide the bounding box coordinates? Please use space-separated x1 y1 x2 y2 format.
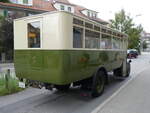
28 21 40 48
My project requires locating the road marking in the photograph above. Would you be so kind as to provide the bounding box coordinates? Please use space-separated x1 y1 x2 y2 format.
92 66 150 113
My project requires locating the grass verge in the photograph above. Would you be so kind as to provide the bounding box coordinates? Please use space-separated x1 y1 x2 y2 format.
0 78 24 96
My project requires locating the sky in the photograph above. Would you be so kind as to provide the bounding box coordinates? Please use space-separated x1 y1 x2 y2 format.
69 0 150 32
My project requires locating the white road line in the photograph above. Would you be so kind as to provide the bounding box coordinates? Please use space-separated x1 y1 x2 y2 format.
92 66 150 113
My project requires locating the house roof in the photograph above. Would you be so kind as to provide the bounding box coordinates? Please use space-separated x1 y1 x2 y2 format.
0 2 51 12
54 1 75 6
55 0 70 4
74 5 108 24
32 0 56 11
0 0 108 24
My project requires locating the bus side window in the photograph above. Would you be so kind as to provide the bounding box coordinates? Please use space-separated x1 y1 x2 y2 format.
85 30 100 49
28 21 41 48
73 26 83 48
118 39 122 49
121 39 124 50
123 40 125 49
112 37 121 49
124 40 127 50
101 34 112 49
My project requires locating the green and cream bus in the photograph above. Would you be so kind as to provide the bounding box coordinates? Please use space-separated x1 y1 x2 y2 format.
14 11 130 97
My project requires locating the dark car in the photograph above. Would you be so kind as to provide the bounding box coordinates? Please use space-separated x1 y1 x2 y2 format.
127 49 138 59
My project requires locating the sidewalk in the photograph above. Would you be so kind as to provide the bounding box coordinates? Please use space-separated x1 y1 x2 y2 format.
0 63 14 67
0 63 14 72
94 67 150 113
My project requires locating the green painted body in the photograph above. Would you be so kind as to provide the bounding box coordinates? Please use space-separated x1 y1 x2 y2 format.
14 50 126 85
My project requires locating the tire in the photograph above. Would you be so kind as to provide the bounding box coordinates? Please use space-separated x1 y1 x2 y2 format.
91 70 105 98
126 62 131 77
55 84 70 91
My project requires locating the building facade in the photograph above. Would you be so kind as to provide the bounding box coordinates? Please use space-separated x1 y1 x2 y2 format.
140 31 150 52
0 0 108 24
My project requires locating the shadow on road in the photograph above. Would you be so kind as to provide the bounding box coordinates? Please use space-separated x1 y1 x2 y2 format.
30 75 131 113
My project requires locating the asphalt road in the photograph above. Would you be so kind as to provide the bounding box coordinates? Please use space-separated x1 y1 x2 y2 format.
94 53 150 113
96 64 150 113
0 53 150 113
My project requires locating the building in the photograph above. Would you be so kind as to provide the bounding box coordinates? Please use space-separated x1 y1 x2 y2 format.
0 0 108 24
140 31 150 52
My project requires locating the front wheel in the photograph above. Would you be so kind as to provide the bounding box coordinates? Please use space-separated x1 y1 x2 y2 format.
91 70 105 98
114 61 131 78
126 62 131 77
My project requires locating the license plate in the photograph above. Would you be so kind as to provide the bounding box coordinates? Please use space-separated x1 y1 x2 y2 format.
19 82 25 88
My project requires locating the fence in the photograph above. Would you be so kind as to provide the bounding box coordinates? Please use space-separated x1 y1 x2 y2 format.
0 69 16 79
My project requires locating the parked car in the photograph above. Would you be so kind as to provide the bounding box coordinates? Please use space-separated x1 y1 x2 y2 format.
127 49 139 59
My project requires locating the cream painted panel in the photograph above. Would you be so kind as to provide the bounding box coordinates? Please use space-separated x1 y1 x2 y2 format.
42 13 62 49
14 20 27 49
58 12 73 49
14 17 43 49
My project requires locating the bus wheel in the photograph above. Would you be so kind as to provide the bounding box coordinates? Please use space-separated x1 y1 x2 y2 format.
55 84 70 91
126 62 131 77
91 70 105 98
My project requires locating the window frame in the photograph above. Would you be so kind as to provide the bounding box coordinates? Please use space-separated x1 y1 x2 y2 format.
101 34 112 49
72 17 127 50
68 7 72 12
73 26 84 48
60 5 65 11
87 11 90 17
23 0 28 4
85 29 100 49
26 19 43 49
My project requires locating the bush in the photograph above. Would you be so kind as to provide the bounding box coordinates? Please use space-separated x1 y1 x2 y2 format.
0 76 24 96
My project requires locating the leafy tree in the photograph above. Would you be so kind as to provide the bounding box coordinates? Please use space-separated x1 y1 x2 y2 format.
110 9 143 49
110 9 134 33
0 18 13 61
0 0 10 3
127 26 142 49
0 16 4 54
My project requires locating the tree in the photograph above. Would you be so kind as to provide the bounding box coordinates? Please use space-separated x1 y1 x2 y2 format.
0 16 4 54
110 9 143 49
0 18 13 61
127 27 142 49
109 9 134 33
0 0 10 3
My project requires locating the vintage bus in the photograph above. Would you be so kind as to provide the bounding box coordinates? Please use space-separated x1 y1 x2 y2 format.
14 11 130 97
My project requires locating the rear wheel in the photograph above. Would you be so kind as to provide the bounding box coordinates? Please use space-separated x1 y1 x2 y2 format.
91 70 105 98
55 84 70 91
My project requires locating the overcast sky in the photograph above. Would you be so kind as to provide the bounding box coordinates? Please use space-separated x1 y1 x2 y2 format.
70 0 149 32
